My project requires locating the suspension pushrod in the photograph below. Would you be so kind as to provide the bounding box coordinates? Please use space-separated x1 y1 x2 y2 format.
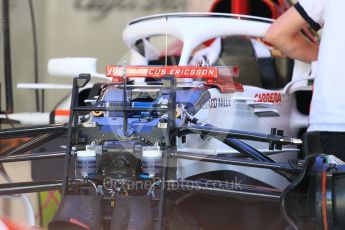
1 132 64 156
172 152 298 172
178 126 302 145
0 151 65 163
0 181 63 195
0 124 67 139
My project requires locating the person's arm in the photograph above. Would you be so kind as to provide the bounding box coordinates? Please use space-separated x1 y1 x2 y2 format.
264 7 319 63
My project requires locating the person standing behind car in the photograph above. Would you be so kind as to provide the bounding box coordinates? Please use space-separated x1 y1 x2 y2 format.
265 0 345 160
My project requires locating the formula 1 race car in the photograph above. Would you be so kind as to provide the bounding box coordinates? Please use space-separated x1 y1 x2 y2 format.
1 13 342 230
122 13 315 141
1 64 344 230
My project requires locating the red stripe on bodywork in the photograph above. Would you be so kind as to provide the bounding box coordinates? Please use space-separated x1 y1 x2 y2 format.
55 109 70 116
69 218 90 230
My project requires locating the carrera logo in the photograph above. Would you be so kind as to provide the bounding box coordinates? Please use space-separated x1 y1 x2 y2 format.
255 92 282 103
